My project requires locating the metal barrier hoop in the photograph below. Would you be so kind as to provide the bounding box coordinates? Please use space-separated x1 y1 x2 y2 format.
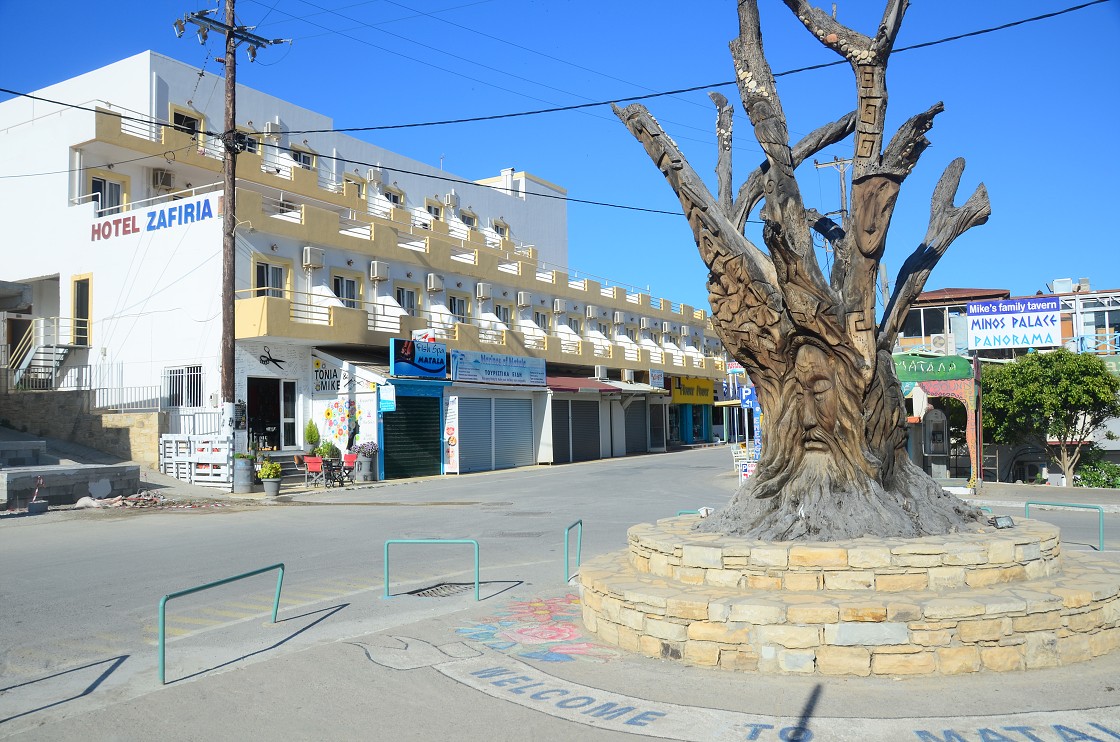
1024 501 1105 552
564 520 583 582
383 539 480 601
158 562 285 684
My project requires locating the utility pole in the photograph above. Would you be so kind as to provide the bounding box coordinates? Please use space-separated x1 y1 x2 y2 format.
175 3 284 436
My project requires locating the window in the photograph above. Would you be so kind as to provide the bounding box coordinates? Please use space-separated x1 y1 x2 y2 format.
395 287 417 317
901 307 947 338
166 365 204 407
568 317 581 333
290 148 314 170
333 275 359 309
426 203 443 220
461 212 477 229
173 111 200 137
494 304 511 325
626 327 636 342
534 311 551 332
385 189 404 206
91 176 123 216
255 260 285 298
449 295 469 324
344 177 365 199
493 221 508 238
597 322 609 335
236 132 259 154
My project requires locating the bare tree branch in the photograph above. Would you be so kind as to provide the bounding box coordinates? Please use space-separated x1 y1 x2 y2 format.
709 92 735 215
880 102 943 179
878 158 991 347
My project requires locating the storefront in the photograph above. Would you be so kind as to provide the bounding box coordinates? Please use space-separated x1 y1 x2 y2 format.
546 376 618 464
668 376 715 445
384 339 449 479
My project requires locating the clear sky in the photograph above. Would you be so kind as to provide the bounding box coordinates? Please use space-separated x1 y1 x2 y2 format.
2 0 1118 313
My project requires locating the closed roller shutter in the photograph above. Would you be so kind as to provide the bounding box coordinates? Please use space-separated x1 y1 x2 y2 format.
649 404 666 449
551 399 571 464
495 398 534 469
625 398 648 453
382 396 441 479
570 399 600 462
458 397 493 473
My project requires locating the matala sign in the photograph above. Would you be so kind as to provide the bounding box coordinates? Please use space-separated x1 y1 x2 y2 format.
450 350 545 386
967 296 1061 350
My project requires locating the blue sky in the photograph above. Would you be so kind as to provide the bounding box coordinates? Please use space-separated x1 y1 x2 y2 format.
2 0 1118 313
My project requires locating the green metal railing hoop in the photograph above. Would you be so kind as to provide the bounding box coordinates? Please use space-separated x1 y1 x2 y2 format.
383 539 480 601
1024 501 1105 552
564 520 583 582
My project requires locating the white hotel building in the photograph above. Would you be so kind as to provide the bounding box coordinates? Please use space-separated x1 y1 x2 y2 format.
0 52 730 481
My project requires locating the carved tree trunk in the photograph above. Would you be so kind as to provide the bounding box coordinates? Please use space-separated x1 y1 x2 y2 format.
616 0 991 540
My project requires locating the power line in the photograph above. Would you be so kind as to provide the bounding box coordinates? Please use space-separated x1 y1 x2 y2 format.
0 145 198 180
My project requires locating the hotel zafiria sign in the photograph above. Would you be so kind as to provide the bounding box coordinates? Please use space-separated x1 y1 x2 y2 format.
966 296 1061 350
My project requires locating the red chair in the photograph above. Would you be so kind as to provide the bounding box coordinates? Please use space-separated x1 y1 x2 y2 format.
303 456 324 487
340 453 357 485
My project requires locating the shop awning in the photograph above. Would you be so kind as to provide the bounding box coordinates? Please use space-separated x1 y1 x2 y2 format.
546 375 619 393
602 380 669 394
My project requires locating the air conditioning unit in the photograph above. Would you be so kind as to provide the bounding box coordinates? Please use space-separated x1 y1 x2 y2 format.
517 291 532 308
613 311 626 325
263 121 282 136
622 369 635 383
660 321 673 334
366 168 382 186
930 334 948 353
151 169 175 190
445 190 460 209
302 246 325 269
594 365 609 380
475 282 492 300
639 317 652 330
585 305 599 319
553 298 569 314
681 325 692 337
369 260 390 282
426 273 444 293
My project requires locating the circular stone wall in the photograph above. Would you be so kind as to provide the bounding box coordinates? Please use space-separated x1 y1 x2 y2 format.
579 517 1120 676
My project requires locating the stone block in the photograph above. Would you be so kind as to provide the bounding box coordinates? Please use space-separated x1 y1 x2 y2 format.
923 599 985 620
720 649 759 671
756 625 820 649
911 630 952 647
966 568 1007 588
582 590 603 611
980 645 1023 672
616 625 641 652
847 546 893 569
936 646 981 674
597 620 620 646
750 547 788 568
1053 587 1094 610
778 649 816 673
747 574 783 590
632 556 651 573
987 540 1017 563
645 617 688 643
638 634 662 657
684 640 721 666
783 572 822 591
618 607 647 631
1023 633 1060 669
1090 628 1120 657
1067 608 1104 633
824 622 909 646
666 596 710 621
786 604 839 624
582 606 598 633
681 545 724 569
927 566 967 590
838 604 887 622
676 567 707 585
816 646 870 676
729 602 784 624
872 651 936 675
886 602 923 622
1058 634 1092 664
789 546 848 569
876 573 928 592
687 621 752 644
649 552 671 575
824 572 875 591
957 618 1008 643
1015 542 1042 562
708 600 731 623
942 549 988 566
894 554 943 568
706 569 744 588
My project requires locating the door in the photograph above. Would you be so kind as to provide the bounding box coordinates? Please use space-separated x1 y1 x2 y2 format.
494 398 534 469
649 404 666 450
281 380 297 448
247 377 281 451
382 395 441 479
570 399 600 462
73 277 90 346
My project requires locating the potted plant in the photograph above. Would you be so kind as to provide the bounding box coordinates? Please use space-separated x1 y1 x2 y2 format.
351 441 379 482
304 420 321 453
258 458 283 497
316 441 340 460
232 452 256 494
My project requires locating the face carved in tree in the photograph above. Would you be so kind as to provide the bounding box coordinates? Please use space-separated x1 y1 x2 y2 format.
795 343 840 455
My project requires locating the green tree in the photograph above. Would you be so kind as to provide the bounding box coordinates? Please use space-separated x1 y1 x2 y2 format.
981 349 1120 479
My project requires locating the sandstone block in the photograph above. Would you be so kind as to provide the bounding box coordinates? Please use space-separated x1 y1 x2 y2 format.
666 596 710 621
649 552 670 575
645 617 688 642
729 602 784 624
1023 632 1059 669
747 575 783 590
582 590 603 611
1059 634 1092 664
597 620 620 645
1015 542 1041 562
789 546 848 569
847 547 893 569
824 572 875 591
838 604 887 622
937 646 981 674
687 621 752 644
894 554 943 568
616 625 641 652
987 540 1016 563
942 549 988 566
778 649 816 673
632 556 651 573
1090 628 1120 657
720 649 759 671
923 599 985 620
706 568 744 588
886 602 923 622
1067 608 1104 633
783 572 822 591
750 547 788 568
872 651 936 675
965 569 1004 588
756 625 820 649
638 634 662 657
981 645 1023 671
681 545 724 569
816 646 870 676
1053 587 1094 609
927 566 967 590
684 640 721 666
911 630 952 647
708 600 731 623
876 573 928 592
582 606 598 633
824 622 909 646
957 618 1009 643
675 567 707 585
786 604 839 624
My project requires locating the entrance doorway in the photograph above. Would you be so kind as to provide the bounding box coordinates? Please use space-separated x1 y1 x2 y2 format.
247 377 297 451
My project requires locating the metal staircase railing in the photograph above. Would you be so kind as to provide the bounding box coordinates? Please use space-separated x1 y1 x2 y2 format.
8 317 88 390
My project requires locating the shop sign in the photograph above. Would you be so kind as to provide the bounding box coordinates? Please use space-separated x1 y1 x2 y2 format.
379 384 397 412
1102 355 1120 379
967 296 1060 350
311 356 377 396
649 369 664 388
892 353 973 382
670 377 713 405
90 193 220 242
450 350 545 386
391 338 448 379
444 396 459 474
726 361 746 375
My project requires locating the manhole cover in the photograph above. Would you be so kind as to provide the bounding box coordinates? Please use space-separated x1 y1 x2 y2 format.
408 582 475 598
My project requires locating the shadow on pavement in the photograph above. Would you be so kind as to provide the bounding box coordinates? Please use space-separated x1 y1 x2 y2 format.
0 654 129 724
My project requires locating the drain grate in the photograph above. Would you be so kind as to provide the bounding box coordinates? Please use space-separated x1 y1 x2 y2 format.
408 582 475 598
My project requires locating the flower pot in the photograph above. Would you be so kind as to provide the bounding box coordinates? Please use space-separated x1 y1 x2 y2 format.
27 500 48 515
261 477 282 497
354 456 377 483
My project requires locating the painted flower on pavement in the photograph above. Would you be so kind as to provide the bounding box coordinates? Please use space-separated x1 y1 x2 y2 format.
456 594 619 663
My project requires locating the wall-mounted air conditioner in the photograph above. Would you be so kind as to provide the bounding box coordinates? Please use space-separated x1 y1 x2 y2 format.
660 321 673 334
517 291 532 308
263 121 282 136
639 317 652 330
930 334 948 353
594 365 609 380
613 311 626 325
151 169 175 190
681 325 692 337
445 190 460 209
369 260 390 282
622 369 635 383
366 168 382 186
426 273 444 292
585 305 599 319
475 282 492 300
553 298 569 314
302 246 325 269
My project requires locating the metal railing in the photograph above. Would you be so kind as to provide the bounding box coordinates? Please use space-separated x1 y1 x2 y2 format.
383 539 480 601
564 521 583 582
158 563 285 684
1024 501 1105 552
